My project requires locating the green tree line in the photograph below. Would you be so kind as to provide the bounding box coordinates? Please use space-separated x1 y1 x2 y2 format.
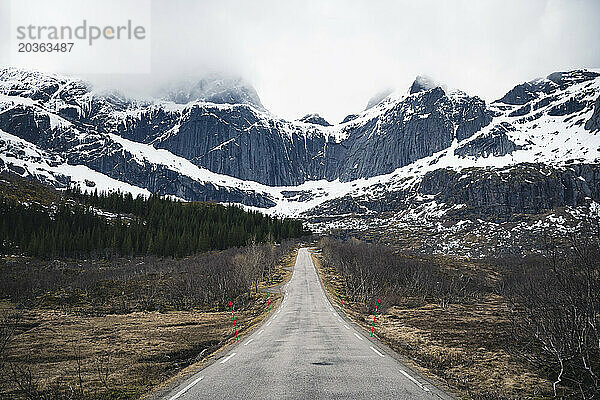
0 188 308 258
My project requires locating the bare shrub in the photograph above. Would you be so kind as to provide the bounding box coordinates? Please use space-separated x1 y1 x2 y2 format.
501 219 600 398
319 237 482 310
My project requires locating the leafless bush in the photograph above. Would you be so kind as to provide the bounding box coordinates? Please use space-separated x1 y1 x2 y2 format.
95 351 113 391
319 237 482 310
0 239 298 314
500 219 600 398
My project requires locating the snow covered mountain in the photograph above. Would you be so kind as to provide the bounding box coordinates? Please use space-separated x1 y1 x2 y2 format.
1 66 599 241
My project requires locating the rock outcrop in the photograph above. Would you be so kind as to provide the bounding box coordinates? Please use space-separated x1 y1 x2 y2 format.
585 95 600 132
299 113 332 126
419 164 600 221
454 122 520 158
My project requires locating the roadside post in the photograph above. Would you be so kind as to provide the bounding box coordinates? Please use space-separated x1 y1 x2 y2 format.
371 299 379 337
230 301 239 342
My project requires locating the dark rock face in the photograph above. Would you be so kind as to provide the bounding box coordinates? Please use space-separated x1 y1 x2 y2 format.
453 94 493 141
497 70 600 106
454 123 520 158
0 73 495 186
548 97 586 116
299 114 332 126
144 105 328 186
508 103 530 117
419 164 600 221
547 70 600 88
334 88 493 181
585 95 600 132
0 105 51 144
496 80 556 105
0 102 276 207
341 114 359 124
307 162 600 221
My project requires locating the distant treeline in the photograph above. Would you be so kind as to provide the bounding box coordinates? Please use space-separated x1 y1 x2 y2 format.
0 188 308 258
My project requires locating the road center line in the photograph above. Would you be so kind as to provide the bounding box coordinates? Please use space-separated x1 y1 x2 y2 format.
244 338 254 346
369 346 385 357
220 353 237 364
353 332 363 341
344 325 350 330
258 329 264 335
168 375 204 400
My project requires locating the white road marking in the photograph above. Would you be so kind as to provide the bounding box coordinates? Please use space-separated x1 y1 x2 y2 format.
344 325 350 330
244 339 254 346
258 329 264 335
168 375 204 400
220 353 237 364
369 346 385 357
399 368 430 392
266 321 272 326
353 332 363 341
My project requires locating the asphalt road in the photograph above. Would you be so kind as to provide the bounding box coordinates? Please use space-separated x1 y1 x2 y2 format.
163 248 452 400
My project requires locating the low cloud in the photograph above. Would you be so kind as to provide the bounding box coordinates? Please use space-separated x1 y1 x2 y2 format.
1 0 599 123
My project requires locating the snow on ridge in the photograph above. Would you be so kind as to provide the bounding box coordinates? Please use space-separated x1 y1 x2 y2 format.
0 128 151 197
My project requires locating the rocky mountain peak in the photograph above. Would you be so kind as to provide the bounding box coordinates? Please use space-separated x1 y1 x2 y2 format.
298 113 331 126
496 69 600 105
162 75 264 109
341 114 359 124
546 70 599 87
409 75 440 94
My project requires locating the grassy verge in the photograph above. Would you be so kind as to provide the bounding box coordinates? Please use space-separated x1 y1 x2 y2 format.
311 252 553 400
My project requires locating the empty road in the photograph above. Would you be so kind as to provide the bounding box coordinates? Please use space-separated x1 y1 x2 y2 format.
162 248 451 399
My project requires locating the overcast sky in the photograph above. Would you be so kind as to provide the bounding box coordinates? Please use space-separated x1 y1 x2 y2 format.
1 0 600 123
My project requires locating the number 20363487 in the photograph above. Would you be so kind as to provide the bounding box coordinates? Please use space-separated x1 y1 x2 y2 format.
18 42 74 52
